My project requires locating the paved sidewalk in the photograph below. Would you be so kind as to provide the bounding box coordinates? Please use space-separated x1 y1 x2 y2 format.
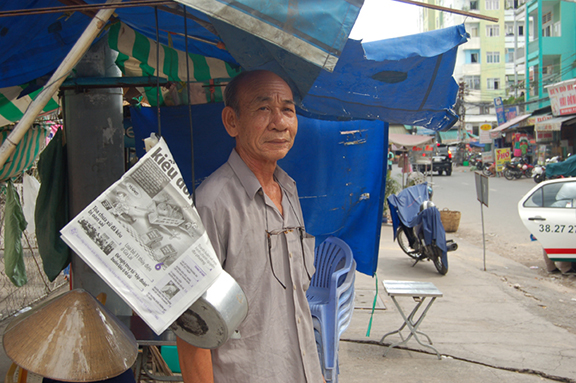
2 224 576 382
339 224 576 383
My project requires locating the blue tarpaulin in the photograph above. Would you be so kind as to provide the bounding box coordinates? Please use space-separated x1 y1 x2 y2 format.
131 104 386 276
299 25 467 131
0 2 466 130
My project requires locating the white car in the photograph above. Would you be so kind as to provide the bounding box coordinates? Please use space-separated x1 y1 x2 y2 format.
518 178 576 262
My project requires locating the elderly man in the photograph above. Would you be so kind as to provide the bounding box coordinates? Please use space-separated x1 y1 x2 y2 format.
176 70 324 382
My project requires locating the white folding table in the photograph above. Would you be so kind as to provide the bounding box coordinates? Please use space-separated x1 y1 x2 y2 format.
380 280 443 359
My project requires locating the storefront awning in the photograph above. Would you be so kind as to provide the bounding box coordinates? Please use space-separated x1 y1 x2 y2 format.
489 114 531 139
535 115 576 131
389 133 434 148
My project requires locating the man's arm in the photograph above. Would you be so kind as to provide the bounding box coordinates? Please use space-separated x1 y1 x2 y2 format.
176 336 214 383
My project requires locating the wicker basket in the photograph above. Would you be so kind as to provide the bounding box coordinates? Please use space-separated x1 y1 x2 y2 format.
440 208 461 233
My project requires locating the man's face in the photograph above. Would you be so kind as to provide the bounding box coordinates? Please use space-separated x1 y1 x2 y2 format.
223 72 298 165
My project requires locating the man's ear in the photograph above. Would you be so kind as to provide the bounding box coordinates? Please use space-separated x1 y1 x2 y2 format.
222 106 239 138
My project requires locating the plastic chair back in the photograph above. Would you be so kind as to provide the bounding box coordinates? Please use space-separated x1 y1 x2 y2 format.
307 237 356 382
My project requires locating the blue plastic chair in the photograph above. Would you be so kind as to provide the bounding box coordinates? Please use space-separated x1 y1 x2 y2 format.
307 237 356 382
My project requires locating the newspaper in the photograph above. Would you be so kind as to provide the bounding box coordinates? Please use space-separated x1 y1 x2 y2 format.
61 138 222 335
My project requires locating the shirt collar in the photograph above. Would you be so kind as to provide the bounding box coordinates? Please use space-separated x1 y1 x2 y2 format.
227 149 297 200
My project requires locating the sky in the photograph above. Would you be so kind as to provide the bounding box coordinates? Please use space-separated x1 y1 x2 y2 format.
349 0 422 42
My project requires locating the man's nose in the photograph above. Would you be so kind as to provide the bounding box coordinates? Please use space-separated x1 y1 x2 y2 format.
269 108 288 130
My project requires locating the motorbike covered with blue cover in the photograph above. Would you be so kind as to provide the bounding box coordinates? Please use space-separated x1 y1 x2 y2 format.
387 183 448 267
546 155 576 178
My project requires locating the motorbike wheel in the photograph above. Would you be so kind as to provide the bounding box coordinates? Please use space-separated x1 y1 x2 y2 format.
534 174 545 183
524 168 533 178
396 227 421 260
514 171 522 179
503 169 515 180
432 246 448 275
482 167 492 177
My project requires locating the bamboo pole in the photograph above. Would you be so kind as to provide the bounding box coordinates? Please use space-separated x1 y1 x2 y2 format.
0 0 122 170
0 0 172 18
393 0 499 23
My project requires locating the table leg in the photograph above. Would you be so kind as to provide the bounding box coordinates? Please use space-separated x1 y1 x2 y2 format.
382 296 441 359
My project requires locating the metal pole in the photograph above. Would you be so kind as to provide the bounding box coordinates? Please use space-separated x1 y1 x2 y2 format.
481 202 486 271
0 0 122 170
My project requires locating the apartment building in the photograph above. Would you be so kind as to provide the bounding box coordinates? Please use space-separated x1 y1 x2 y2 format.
519 0 576 112
422 0 524 135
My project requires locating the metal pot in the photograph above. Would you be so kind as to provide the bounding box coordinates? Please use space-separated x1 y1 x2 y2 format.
170 270 248 349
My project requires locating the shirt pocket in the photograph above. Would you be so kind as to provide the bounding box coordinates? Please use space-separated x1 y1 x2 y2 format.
302 232 316 291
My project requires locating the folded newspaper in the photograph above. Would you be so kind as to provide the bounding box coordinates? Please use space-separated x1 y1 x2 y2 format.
61 138 222 335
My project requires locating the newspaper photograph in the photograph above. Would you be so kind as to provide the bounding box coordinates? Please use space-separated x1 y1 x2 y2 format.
61 138 222 335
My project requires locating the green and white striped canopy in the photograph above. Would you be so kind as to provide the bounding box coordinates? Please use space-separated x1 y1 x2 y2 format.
0 125 49 182
108 22 240 106
0 85 60 128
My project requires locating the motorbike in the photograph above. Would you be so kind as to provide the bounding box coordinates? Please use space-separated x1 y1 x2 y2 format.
503 157 533 180
482 162 495 176
471 154 485 171
533 156 561 183
387 183 458 275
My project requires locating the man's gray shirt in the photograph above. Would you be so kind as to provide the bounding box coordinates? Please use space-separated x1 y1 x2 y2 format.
196 149 323 382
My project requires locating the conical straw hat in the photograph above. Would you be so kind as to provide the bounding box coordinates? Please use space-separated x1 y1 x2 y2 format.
3 289 138 382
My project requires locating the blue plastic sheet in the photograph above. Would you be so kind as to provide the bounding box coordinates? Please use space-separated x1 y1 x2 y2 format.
387 183 448 266
131 104 386 276
0 1 465 131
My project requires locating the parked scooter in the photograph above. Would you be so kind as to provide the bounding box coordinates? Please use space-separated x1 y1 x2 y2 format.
533 156 560 183
503 157 533 180
387 183 458 275
482 162 495 177
471 154 485 171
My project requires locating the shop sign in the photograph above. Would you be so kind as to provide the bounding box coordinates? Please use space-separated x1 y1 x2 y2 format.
482 151 494 163
536 130 553 143
494 97 505 125
495 148 511 172
409 145 434 164
527 115 553 125
536 120 563 131
479 123 492 144
546 78 576 116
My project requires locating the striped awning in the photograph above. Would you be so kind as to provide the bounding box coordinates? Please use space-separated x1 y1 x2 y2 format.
108 22 240 106
0 125 49 182
0 85 60 128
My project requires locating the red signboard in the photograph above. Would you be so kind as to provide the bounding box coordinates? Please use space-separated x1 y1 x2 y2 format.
547 79 576 116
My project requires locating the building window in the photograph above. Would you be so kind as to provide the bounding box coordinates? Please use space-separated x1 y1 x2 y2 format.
542 12 552 24
518 25 524 36
464 75 481 90
505 22 514 36
468 23 479 37
470 0 479 10
486 25 500 37
481 105 491 114
554 22 562 37
465 50 480 63
487 51 500 63
505 48 515 63
485 0 500 10
487 78 500 90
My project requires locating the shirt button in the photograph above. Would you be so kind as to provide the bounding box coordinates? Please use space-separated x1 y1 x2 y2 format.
298 317 301 324
302 351 306 356
293 284 297 291
289 252 293 258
